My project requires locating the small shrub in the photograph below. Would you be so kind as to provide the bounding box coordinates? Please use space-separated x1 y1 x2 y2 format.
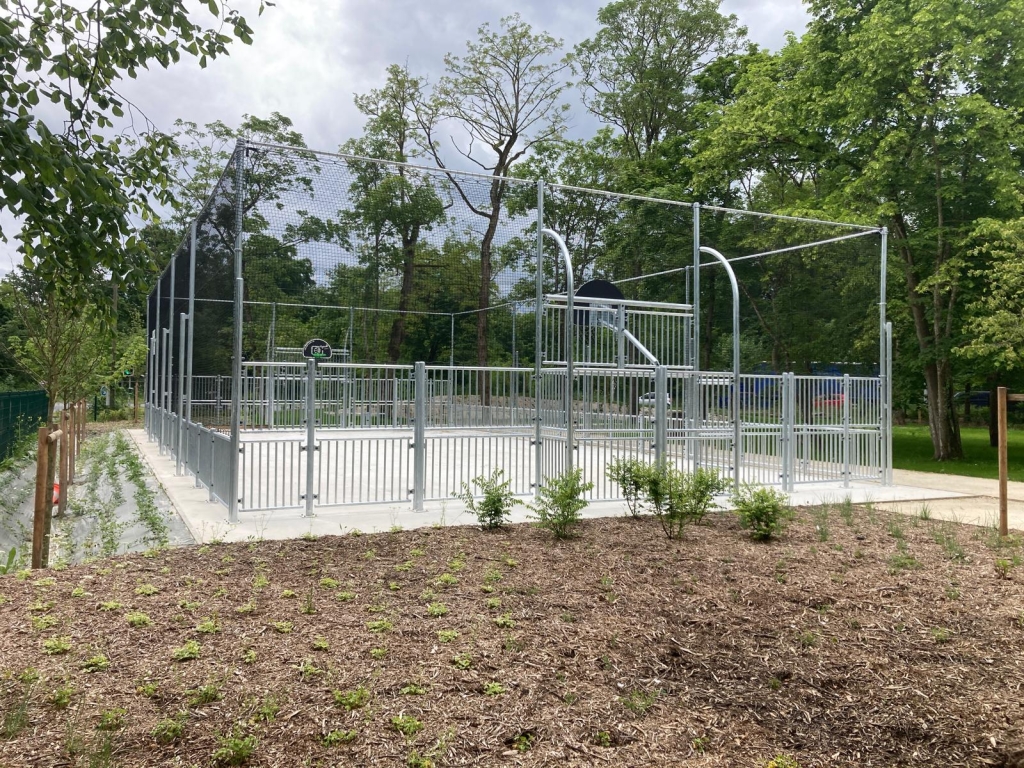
255 696 280 723
407 751 434 768
765 756 801 768
493 613 516 629
153 716 186 744
172 640 201 661
31 614 57 631
272 621 293 634
196 616 220 634
187 682 221 705
529 468 593 539
311 636 330 652
437 630 459 643
733 485 792 541
137 681 159 698
435 573 458 588
995 558 1014 579
42 636 72 655
334 686 371 710
98 601 123 612
125 612 152 627
399 683 426 695
512 731 535 752
888 552 922 574
336 591 356 602
644 466 728 540
81 654 110 672
486 597 501 610
427 602 448 618
242 649 257 664
370 646 387 660
134 583 159 596
458 469 520 529
50 683 74 709
483 682 506 696
323 729 357 746
280 589 297 599
391 715 423 738
620 689 657 715
97 708 126 731
367 619 393 633
452 653 472 670
212 729 257 766
319 577 339 590
605 458 651 518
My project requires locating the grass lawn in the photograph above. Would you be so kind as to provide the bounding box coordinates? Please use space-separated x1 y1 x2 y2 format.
1 508 1023 767
893 425 1024 482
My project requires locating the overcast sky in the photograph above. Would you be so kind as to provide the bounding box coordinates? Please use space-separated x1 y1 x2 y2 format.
1 0 809 270
121 0 808 154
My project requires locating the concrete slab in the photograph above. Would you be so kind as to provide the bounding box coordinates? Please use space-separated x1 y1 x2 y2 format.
130 428 995 543
874 496 1024 531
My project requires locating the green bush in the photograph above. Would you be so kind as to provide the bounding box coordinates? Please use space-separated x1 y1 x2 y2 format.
457 469 521 529
605 458 651 519
529 468 593 539
642 466 729 540
733 485 793 541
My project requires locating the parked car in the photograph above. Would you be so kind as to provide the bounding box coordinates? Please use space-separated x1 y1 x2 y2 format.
638 391 671 408
813 393 845 409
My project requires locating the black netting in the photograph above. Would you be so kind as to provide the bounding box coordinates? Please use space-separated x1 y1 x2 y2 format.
146 143 885 429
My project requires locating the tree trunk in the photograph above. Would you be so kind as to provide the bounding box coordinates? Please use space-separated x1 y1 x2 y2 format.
923 359 963 460
987 373 1000 447
386 230 420 365
476 191 503 407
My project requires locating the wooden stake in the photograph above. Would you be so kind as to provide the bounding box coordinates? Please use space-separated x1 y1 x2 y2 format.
68 403 76 485
997 387 1008 537
43 430 57 567
31 426 49 569
58 411 68 518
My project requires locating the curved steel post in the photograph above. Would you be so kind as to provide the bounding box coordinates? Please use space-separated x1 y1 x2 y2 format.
699 247 741 491
542 228 573 474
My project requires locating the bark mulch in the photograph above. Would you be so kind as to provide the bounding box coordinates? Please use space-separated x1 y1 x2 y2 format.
1 504 1023 767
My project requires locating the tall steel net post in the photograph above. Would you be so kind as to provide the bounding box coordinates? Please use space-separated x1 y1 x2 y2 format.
533 179 544 493
879 228 890 485
228 140 247 523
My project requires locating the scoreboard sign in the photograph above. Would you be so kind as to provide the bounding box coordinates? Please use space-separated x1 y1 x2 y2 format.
302 339 333 360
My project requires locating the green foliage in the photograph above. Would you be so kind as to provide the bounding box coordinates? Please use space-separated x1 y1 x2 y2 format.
42 636 72 655
323 729 357 747
125 612 152 628
457 470 520 529
437 630 459 643
619 689 658 715
483 682 506 696
733 485 792 541
642 466 729 540
605 458 652 518
529 468 593 539
426 603 448 618
0 0 261 321
152 716 186 744
81 654 110 672
0 547 17 575
172 640 201 662
212 729 258 766
333 686 371 711
391 715 423 738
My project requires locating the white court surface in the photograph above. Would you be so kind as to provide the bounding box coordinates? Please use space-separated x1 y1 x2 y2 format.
127 429 1018 545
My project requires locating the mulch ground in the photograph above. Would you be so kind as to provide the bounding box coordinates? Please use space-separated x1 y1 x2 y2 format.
1 504 1024 767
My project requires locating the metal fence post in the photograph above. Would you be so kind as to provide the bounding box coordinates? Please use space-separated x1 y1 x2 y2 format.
185 219 196 437
176 313 187 475
842 373 851 488
412 361 426 512
780 373 791 491
208 429 216 503
160 328 170 454
885 321 893 485
533 179 545 493
303 357 316 517
654 366 667 468
228 139 246 525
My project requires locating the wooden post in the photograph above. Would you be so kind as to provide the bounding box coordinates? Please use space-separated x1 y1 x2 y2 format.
68 404 76 485
58 411 68 518
31 426 49 569
43 430 57 567
999 387 1009 537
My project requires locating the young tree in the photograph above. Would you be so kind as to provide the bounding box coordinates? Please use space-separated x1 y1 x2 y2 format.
1 269 110 422
416 14 571 368
343 66 447 363
697 0 1024 459
574 0 745 160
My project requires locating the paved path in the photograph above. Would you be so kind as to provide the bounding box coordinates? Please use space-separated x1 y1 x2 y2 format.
130 428 1022 543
